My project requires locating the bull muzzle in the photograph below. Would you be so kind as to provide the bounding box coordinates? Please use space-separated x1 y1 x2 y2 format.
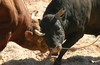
49 44 62 56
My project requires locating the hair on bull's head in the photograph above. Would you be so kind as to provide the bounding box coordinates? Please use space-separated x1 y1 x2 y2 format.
30 18 45 36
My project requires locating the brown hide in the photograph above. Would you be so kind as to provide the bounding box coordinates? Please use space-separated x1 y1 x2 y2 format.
0 0 17 51
0 0 43 52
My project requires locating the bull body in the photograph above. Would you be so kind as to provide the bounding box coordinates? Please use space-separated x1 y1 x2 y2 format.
85 0 100 35
0 0 42 52
40 0 100 65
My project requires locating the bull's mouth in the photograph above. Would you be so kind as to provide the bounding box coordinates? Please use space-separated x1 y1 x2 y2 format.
48 39 66 57
49 44 62 57
49 48 60 54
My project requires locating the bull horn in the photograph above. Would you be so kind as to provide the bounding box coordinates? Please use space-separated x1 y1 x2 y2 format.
55 8 65 18
34 29 45 36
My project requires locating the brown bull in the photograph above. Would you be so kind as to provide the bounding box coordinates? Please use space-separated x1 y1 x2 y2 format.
0 0 48 53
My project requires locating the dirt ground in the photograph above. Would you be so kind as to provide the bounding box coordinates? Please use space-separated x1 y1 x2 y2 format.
0 0 100 65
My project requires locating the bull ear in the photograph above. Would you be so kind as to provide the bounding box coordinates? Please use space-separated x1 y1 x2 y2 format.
25 31 33 40
55 8 65 18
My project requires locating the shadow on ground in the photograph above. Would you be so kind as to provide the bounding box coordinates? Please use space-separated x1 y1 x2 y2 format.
2 55 100 65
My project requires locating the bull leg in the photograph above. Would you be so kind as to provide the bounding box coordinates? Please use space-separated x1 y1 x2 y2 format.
53 32 84 65
0 32 11 51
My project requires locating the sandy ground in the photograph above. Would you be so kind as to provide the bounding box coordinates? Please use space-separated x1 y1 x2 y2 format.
0 0 100 65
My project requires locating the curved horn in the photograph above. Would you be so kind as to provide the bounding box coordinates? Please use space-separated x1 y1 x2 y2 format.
34 29 45 36
55 8 65 18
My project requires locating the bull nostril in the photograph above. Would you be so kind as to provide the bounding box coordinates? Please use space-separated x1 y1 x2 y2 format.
56 44 62 51
49 44 62 58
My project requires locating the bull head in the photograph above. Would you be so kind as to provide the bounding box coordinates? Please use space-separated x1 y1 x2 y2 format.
26 8 65 37
34 8 65 36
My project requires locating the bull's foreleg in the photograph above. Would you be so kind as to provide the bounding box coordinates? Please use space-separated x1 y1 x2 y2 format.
0 32 12 51
53 32 84 65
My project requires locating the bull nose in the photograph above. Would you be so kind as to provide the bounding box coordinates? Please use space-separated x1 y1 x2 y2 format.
49 44 62 54
56 44 62 50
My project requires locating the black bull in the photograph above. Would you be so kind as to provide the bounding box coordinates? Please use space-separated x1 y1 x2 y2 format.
32 0 100 65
